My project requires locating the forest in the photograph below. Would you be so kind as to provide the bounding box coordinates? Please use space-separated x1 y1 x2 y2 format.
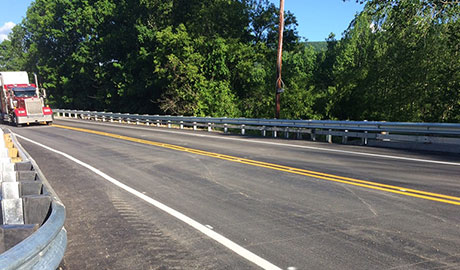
0 0 459 122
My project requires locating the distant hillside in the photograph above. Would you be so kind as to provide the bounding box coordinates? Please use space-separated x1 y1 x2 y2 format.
306 41 327 52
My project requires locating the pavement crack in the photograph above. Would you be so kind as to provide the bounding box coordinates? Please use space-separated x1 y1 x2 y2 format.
343 185 378 216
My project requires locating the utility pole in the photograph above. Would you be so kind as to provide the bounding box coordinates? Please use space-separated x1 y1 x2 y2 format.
275 0 285 119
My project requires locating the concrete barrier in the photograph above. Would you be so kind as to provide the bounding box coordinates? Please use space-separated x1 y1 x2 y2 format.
0 129 66 269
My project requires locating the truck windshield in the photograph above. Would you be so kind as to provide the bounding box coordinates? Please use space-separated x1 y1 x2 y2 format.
12 87 37 97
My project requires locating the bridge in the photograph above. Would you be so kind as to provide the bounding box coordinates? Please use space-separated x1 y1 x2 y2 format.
5 115 460 269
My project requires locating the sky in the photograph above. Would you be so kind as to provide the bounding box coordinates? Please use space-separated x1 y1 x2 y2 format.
0 0 32 41
1 0 365 42
269 0 365 41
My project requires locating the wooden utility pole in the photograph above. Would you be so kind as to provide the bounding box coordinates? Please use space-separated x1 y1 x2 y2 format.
275 0 285 119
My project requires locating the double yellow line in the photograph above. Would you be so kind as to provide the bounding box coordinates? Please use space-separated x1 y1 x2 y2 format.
52 124 460 206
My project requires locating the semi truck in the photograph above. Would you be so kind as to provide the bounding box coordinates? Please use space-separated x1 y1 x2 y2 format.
0 71 53 126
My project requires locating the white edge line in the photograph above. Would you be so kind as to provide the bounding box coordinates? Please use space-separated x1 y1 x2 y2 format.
14 133 282 270
58 118 460 167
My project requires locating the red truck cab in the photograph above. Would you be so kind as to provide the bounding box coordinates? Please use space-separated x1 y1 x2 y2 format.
0 72 53 126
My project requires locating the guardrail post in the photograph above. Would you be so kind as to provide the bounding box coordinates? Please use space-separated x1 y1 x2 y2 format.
168 120 171 129
136 119 140 125
224 124 228 133
193 122 197 131
361 120 368 145
146 119 150 126
156 120 160 127
361 131 368 145
208 122 212 132
110 116 113 123
262 127 266 137
102 116 106 122
273 130 277 138
241 125 245 135
327 129 332 143
285 128 289 139
342 130 348 144
118 117 122 123
179 116 184 129
311 129 316 141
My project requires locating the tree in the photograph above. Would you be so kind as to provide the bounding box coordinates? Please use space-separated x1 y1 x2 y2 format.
4 0 456 122
0 24 28 70
331 0 460 122
248 0 300 49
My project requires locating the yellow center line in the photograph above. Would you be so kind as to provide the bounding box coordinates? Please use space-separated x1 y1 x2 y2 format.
52 124 460 206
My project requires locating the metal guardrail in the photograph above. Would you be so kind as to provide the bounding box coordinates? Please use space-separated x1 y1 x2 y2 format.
0 132 67 270
54 109 460 146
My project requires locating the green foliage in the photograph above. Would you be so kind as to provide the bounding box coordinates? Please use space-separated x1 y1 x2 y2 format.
0 24 28 70
329 0 460 122
0 0 458 123
280 45 320 119
307 41 328 52
248 0 300 50
153 26 239 117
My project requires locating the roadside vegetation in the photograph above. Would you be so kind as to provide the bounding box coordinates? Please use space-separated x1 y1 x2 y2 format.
0 0 459 122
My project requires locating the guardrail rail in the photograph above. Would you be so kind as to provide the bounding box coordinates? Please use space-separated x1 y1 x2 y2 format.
55 109 460 152
0 129 66 270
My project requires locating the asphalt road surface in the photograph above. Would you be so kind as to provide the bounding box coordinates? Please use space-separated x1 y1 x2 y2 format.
5 118 460 269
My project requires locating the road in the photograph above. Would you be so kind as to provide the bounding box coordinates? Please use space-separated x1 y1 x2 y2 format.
5 118 460 269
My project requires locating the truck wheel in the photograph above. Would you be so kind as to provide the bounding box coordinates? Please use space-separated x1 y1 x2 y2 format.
12 115 21 127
